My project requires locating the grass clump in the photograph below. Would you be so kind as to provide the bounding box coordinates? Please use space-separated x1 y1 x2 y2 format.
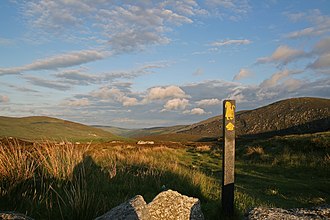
0 139 36 188
34 141 90 180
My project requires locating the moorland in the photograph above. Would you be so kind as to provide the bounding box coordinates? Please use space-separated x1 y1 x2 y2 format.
0 97 329 219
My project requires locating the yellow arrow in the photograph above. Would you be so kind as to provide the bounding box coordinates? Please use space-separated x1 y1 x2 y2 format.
226 122 235 131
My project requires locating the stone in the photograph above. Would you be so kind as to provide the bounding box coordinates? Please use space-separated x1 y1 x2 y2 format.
95 190 204 220
246 205 330 220
147 190 204 220
0 212 34 220
95 195 148 220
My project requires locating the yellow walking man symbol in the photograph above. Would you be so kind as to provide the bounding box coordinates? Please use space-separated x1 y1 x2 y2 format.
225 101 235 120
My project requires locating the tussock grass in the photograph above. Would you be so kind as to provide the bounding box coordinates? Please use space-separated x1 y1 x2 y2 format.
0 140 221 219
34 141 90 180
0 139 36 185
0 133 329 219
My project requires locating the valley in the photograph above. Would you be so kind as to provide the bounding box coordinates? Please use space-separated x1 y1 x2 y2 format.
0 97 329 219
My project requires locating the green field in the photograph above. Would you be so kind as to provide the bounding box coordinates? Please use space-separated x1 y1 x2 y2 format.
0 116 127 142
0 132 329 219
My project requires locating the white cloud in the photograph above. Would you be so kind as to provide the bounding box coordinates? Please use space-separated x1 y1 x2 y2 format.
162 98 189 111
183 108 208 115
18 75 328 128
90 87 121 100
90 86 139 107
233 68 252 80
18 1 254 55
210 39 251 47
196 98 221 106
145 85 189 102
22 1 200 53
162 0 208 16
205 0 251 20
55 63 165 85
66 98 90 107
257 45 306 65
24 75 71 90
226 87 247 103
55 69 95 85
0 95 9 103
121 97 139 107
0 50 106 75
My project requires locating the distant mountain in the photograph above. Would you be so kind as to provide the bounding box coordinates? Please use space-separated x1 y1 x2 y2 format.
0 116 121 142
94 125 186 138
130 97 330 142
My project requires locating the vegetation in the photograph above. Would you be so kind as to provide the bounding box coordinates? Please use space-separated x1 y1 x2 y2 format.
0 116 126 142
0 132 329 219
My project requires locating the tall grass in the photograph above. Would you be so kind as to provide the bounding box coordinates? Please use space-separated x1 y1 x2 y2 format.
34 141 90 180
2 134 326 219
54 166 101 220
0 140 223 219
0 139 36 186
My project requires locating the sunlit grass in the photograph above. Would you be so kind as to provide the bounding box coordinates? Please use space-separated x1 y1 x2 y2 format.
0 139 36 185
34 141 90 180
0 132 329 219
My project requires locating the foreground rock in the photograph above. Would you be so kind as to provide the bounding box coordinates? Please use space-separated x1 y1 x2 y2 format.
94 195 148 220
0 212 34 220
95 189 204 220
246 205 330 220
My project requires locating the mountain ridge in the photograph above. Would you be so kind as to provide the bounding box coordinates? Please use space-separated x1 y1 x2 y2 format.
177 97 329 138
1 97 329 142
104 97 329 141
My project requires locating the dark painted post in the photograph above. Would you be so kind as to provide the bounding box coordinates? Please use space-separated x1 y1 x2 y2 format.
222 100 236 215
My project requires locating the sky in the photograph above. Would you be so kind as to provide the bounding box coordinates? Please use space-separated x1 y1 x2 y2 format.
0 0 329 128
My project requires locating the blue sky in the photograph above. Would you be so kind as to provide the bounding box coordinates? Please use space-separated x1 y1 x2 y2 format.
0 0 329 128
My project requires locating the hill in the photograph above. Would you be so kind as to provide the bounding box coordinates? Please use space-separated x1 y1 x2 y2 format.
94 125 186 138
134 97 330 141
0 116 122 142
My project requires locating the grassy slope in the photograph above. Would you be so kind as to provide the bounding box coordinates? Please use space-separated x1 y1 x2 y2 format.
94 125 186 138
94 126 134 137
0 116 125 142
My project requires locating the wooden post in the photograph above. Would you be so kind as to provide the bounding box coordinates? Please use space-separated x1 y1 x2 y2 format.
222 100 236 215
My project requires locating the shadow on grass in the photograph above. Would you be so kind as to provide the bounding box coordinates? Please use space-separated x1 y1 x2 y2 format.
235 163 330 209
0 154 224 220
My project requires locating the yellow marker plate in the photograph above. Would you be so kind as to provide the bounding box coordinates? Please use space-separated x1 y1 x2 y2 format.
225 101 235 120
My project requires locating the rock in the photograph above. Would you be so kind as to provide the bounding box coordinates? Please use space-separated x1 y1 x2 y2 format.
95 195 148 220
95 190 204 220
147 190 204 220
246 205 330 220
0 212 34 220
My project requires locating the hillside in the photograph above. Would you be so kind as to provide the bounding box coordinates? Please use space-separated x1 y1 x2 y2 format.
0 116 122 142
94 125 186 138
135 97 330 141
